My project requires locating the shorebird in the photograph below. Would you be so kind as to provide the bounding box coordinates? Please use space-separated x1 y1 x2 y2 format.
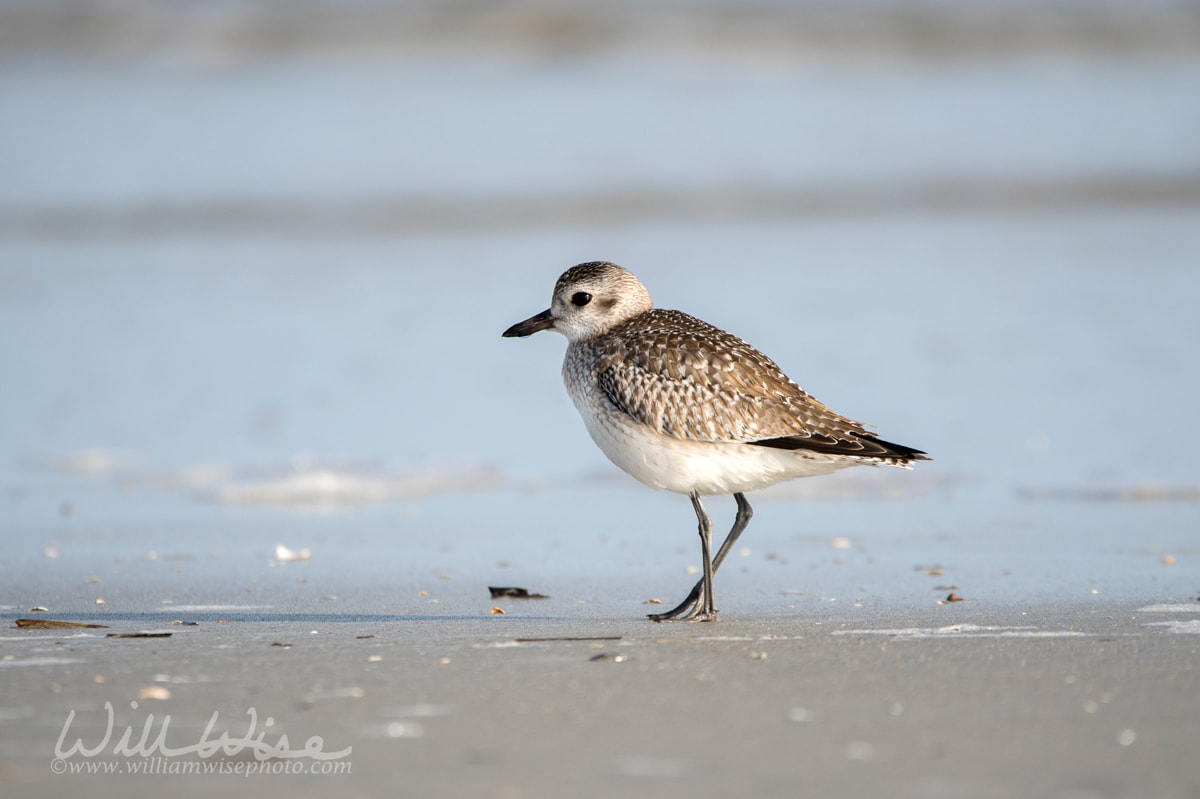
503 262 928 621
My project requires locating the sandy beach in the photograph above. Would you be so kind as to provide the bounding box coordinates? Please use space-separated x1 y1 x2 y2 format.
3 595 1198 798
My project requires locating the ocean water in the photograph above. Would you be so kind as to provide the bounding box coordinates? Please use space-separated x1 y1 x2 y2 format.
1 2 1198 618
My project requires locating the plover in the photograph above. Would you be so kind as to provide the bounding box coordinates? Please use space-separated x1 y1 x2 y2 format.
503 262 928 622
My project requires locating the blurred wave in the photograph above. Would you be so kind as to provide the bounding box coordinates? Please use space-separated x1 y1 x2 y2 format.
2 0 1198 64
123 457 505 507
2 173 1198 238
3 1 1197 238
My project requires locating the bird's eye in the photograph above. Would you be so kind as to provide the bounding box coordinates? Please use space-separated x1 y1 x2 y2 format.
571 292 593 307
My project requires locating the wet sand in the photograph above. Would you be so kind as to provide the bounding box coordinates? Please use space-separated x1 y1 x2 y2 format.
2 597 1198 798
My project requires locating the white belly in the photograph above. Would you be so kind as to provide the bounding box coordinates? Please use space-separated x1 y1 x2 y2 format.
563 366 860 496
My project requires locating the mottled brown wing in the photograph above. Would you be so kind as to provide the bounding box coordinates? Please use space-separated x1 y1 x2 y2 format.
594 310 896 457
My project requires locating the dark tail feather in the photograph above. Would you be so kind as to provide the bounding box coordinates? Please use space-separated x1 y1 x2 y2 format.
749 432 930 464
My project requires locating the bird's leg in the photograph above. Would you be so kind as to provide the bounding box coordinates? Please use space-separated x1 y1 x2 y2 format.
694 491 716 620
712 492 753 574
649 493 753 622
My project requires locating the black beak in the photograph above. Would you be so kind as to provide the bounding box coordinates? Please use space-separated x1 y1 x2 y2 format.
502 308 555 338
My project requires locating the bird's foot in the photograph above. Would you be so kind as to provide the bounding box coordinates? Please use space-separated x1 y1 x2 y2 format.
647 586 718 622
648 605 718 623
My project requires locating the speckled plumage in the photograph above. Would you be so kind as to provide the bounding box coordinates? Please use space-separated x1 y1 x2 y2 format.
504 261 928 620
586 308 905 454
